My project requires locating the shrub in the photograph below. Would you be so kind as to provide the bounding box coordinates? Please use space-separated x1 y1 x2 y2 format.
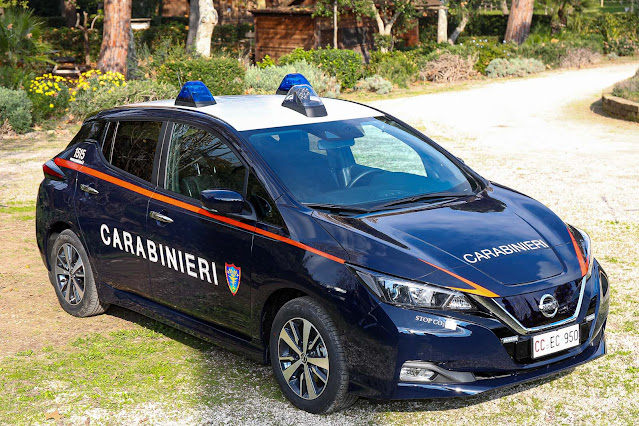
27 73 71 122
420 54 477 83
244 61 340 98
155 55 245 95
605 36 639 57
257 55 276 69
559 48 601 68
368 51 418 87
70 78 177 118
0 65 33 90
612 71 639 103
354 75 393 95
0 8 50 67
485 58 545 78
279 47 363 89
134 23 186 53
41 26 102 63
418 39 515 74
0 87 32 133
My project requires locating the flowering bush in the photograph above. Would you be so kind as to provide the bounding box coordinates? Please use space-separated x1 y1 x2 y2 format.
27 73 71 122
605 37 639 57
70 70 127 100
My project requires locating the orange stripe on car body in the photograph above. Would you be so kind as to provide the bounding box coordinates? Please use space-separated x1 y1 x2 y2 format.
419 259 499 298
54 158 346 265
567 227 588 277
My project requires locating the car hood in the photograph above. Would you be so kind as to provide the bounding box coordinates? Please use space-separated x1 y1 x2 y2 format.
312 185 584 297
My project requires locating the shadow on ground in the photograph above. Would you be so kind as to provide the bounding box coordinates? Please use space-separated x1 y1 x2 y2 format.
105 304 572 416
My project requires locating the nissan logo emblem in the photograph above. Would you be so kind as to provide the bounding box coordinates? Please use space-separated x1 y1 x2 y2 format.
539 294 559 318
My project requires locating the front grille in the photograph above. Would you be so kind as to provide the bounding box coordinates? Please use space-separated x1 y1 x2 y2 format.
496 279 583 328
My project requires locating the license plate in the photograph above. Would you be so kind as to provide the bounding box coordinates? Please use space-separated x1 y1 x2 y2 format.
531 324 580 359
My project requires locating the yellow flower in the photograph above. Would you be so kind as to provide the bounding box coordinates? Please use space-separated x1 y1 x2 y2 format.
49 103 54 108
92 87 97 91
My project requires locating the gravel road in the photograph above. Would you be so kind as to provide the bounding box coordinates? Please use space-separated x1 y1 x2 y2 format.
369 62 639 228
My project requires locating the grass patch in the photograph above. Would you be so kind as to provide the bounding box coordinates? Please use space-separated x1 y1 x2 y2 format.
0 327 281 424
0 202 36 222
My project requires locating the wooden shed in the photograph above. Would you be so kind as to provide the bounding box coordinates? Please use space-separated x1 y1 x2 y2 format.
251 1 442 62
251 7 380 62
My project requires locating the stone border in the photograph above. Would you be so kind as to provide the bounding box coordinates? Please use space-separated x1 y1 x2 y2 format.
602 93 639 122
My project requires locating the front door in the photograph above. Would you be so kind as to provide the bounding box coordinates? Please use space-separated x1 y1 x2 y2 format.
74 119 164 296
146 122 255 335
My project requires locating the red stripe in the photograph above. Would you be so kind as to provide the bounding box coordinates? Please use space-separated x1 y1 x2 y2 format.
55 158 346 264
567 227 588 277
419 259 499 298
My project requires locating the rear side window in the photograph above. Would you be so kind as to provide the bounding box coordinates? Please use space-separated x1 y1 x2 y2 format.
102 121 162 182
67 120 105 148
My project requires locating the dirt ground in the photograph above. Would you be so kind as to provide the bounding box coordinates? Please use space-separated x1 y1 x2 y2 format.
1 61 638 424
0 129 141 358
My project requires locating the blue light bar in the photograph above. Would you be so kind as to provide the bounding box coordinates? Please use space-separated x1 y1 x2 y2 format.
276 73 312 95
282 84 327 118
175 81 216 107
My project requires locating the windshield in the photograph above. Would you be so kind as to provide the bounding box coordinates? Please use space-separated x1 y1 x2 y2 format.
241 117 477 209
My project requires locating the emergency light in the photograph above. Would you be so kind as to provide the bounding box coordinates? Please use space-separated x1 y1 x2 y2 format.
281 84 327 118
175 81 216 107
276 73 312 95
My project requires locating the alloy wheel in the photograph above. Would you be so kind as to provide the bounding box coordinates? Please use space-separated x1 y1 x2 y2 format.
277 317 330 400
54 243 85 305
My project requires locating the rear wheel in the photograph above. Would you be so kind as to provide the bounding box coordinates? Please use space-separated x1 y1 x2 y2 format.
270 297 358 413
49 229 108 317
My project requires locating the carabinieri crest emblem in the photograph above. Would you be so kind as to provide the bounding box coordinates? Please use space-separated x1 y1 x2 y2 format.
225 263 241 296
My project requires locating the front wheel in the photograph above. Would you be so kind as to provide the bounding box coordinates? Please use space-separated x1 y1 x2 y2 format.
269 297 357 414
49 229 108 317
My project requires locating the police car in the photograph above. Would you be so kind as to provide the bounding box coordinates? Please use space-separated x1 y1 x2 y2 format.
36 75 609 413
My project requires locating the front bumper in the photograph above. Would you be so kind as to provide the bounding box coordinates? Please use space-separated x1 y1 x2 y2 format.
345 261 609 399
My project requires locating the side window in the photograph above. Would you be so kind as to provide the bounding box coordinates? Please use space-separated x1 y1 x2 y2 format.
102 121 162 182
247 172 284 227
166 123 246 200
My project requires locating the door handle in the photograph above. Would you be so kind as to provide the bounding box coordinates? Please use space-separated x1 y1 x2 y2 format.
80 184 99 195
150 211 174 224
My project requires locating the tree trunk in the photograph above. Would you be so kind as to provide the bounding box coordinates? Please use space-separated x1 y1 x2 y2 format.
500 0 509 15
194 0 218 58
186 0 199 50
448 11 468 44
437 7 448 44
62 1 77 27
333 1 338 49
504 0 534 45
97 0 132 74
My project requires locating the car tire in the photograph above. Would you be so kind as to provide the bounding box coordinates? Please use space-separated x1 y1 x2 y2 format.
270 296 358 414
49 229 108 317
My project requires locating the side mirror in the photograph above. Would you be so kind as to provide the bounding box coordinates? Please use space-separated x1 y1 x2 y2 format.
200 189 244 215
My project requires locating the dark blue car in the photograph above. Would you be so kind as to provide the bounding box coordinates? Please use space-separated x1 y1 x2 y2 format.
36 78 608 413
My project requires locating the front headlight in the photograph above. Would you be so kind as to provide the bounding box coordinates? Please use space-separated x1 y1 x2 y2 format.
354 269 475 311
568 224 594 279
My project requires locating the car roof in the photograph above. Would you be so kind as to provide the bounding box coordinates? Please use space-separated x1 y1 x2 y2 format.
127 95 383 132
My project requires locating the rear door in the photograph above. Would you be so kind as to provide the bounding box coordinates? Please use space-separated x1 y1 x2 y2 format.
146 120 255 335
74 119 166 297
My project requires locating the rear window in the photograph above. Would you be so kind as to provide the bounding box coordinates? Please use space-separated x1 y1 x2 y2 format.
102 121 162 182
67 120 106 148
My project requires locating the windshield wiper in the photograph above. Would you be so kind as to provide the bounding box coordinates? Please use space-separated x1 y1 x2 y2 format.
303 203 370 214
371 192 469 210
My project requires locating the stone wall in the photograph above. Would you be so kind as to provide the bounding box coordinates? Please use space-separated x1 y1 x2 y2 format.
602 93 639 122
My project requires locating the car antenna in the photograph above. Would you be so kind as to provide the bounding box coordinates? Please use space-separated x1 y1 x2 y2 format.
176 71 182 87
